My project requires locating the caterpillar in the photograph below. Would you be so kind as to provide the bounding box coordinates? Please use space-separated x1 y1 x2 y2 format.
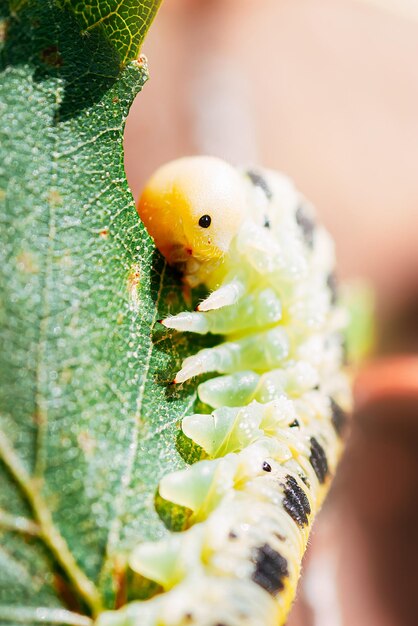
98 156 352 626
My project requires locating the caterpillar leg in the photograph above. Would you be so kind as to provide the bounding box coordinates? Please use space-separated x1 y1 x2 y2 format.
160 311 210 334
161 288 282 335
196 277 245 311
182 399 298 457
130 527 203 590
197 361 319 408
198 370 260 407
174 327 290 383
159 455 238 520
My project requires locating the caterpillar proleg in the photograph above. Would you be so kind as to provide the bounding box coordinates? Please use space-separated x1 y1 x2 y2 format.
97 157 352 626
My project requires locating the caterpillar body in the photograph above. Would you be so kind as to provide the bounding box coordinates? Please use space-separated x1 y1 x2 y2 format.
98 157 352 626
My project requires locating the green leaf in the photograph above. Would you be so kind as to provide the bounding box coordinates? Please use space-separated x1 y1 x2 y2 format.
0 0 205 621
64 0 163 64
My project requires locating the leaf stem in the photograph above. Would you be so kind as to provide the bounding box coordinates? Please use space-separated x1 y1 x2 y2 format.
0 606 93 626
0 430 102 617
0 508 40 535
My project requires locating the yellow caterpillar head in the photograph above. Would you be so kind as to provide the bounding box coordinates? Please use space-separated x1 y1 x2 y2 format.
137 156 248 275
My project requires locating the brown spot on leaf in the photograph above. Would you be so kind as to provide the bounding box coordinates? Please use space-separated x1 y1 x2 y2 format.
165 290 178 307
59 251 73 269
48 189 63 206
127 264 141 309
60 369 73 385
54 572 82 612
182 283 192 307
99 228 109 238
40 45 63 68
0 20 8 44
77 431 96 457
113 554 128 609
32 409 45 427
16 251 39 274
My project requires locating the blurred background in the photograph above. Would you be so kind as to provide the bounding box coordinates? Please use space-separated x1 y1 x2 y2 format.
124 1 418 624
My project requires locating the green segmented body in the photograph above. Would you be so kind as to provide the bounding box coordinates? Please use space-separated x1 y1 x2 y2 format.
97 161 351 626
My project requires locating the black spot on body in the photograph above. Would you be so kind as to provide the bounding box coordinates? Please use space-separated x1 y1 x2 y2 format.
327 272 338 305
296 205 316 248
247 170 273 200
330 398 348 436
263 215 271 229
289 419 300 428
228 530 238 540
283 475 311 527
309 437 329 484
251 543 289 595
301 475 310 488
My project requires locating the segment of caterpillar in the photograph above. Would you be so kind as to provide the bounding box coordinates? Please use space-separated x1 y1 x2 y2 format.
97 157 352 626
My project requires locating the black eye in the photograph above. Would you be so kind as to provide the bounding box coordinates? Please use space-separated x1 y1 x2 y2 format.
262 461 272 472
198 214 211 228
